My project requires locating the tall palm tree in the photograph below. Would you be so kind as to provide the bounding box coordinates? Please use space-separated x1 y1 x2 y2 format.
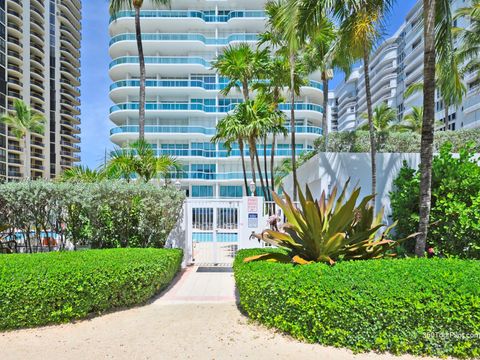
0 99 45 179
211 112 250 196
262 0 305 200
359 103 397 132
416 0 455 256
253 56 290 196
109 0 170 141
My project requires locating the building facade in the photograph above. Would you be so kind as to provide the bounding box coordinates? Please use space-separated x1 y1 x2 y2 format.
108 0 324 197
332 0 480 132
1 0 82 182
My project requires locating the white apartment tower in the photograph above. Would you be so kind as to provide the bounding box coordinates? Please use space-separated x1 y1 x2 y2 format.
333 0 480 132
108 0 324 197
0 0 82 182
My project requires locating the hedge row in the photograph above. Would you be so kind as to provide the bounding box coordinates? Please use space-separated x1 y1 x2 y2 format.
0 248 182 330
234 249 480 358
314 129 480 153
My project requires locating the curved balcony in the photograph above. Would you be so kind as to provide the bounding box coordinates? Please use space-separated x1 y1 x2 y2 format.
109 79 323 93
110 125 322 137
110 102 323 116
110 10 265 23
7 22 22 37
110 56 212 69
110 32 259 48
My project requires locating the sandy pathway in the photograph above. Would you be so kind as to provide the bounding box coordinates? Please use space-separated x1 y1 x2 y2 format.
0 267 443 360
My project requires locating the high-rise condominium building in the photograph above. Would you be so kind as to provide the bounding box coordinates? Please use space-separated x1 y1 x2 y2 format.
108 0 324 197
0 0 82 182
333 0 480 132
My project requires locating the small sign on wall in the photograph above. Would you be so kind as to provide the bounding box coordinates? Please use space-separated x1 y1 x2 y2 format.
248 213 258 228
247 197 258 212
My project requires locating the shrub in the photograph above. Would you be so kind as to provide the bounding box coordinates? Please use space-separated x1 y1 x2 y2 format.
390 143 480 257
0 180 185 251
249 181 407 265
315 129 480 153
0 248 182 329
234 249 480 358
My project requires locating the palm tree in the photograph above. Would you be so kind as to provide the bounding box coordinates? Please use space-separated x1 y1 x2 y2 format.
212 43 269 101
0 99 45 179
106 139 180 183
262 0 305 200
416 0 455 256
211 112 250 196
400 106 424 134
60 166 107 182
456 1 480 85
109 0 170 141
359 103 397 132
253 56 290 196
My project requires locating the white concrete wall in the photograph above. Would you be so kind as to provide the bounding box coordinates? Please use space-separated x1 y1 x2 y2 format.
283 152 421 223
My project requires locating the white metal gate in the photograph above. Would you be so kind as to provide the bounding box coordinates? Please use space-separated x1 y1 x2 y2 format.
185 199 242 265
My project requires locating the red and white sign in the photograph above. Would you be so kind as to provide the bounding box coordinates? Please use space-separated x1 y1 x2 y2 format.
247 197 258 213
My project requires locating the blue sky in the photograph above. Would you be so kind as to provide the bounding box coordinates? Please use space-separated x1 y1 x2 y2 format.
79 0 418 168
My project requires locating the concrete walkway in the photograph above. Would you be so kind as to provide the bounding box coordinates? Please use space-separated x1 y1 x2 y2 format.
0 267 444 360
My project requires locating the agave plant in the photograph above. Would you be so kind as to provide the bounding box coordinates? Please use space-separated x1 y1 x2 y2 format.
247 181 413 265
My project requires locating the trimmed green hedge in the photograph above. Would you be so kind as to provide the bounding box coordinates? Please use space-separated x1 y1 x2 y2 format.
0 248 182 330
234 249 480 358
314 129 480 153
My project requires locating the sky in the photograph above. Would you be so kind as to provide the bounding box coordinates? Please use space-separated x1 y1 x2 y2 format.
79 0 418 168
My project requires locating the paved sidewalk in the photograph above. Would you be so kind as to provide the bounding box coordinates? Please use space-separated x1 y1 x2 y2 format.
157 266 236 304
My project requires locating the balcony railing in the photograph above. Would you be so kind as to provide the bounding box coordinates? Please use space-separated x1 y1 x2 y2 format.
110 125 323 136
110 10 266 23
110 56 211 69
110 33 259 46
110 102 324 114
110 79 323 92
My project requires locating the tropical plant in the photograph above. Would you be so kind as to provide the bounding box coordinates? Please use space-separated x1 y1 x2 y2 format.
247 181 409 265
400 106 424 133
253 56 291 196
212 43 269 101
391 142 480 258
0 99 46 178
262 0 305 201
109 0 170 140
60 166 107 183
359 103 397 132
212 111 250 195
416 0 455 256
106 139 181 183
455 0 480 88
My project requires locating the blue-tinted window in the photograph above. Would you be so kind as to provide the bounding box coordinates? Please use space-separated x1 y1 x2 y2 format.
220 186 243 198
191 185 213 198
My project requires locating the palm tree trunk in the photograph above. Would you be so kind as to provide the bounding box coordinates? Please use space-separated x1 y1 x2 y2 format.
444 102 449 130
416 0 437 257
270 134 276 194
289 52 298 201
134 6 146 141
263 134 270 200
363 49 377 210
248 138 257 196
239 139 249 196
24 132 31 179
254 143 267 199
322 73 329 144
